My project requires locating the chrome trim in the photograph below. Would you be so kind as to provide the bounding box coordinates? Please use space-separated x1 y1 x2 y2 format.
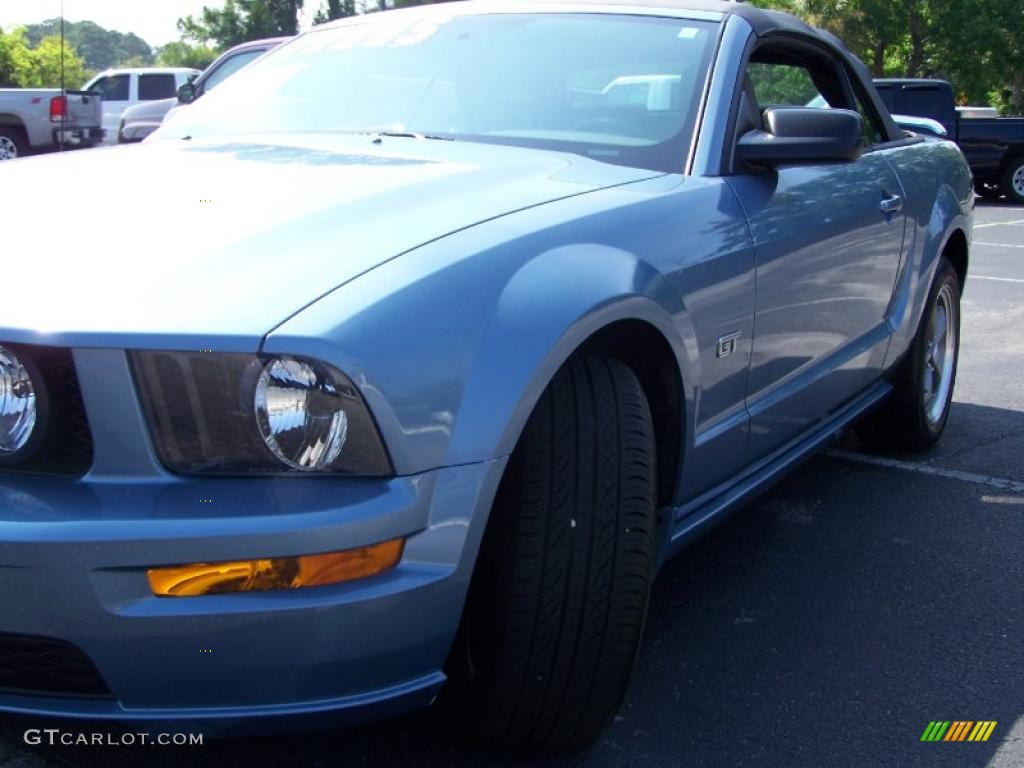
716 331 741 359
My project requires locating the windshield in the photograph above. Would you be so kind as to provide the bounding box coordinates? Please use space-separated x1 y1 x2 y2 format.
154 12 719 173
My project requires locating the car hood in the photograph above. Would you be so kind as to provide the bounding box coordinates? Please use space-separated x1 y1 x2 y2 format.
1 135 658 350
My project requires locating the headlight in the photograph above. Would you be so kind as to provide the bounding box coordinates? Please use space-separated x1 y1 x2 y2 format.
255 357 349 471
0 344 41 460
131 352 391 476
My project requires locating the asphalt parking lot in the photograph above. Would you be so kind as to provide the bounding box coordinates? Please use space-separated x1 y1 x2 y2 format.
1 199 1022 768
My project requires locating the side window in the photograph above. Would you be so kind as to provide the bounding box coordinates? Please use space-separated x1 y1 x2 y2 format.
138 74 178 101
848 82 886 147
89 74 130 101
201 50 264 94
747 62 831 110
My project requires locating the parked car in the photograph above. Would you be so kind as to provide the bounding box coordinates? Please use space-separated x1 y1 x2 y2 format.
83 67 199 145
0 0 972 752
0 89 102 160
874 78 1024 201
119 39 288 144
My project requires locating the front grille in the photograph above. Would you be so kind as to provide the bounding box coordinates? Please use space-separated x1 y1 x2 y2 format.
0 633 112 699
0 343 93 476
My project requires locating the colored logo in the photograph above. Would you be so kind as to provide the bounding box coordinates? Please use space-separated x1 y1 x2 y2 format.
921 721 997 742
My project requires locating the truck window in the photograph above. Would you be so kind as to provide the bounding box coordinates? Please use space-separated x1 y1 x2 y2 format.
89 75 130 101
138 74 178 101
901 87 945 121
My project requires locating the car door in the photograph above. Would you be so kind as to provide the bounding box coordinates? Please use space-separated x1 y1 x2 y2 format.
726 43 906 461
87 73 131 145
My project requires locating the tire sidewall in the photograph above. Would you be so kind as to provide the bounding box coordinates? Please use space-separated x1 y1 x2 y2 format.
1001 159 1024 204
0 129 23 161
911 261 961 442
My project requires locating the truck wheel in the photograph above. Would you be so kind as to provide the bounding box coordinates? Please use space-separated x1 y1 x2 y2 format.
450 355 657 752
856 258 961 452
0 128 25 161
1000 158 1024 204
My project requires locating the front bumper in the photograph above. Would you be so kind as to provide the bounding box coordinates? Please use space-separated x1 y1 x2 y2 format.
0 349 506 728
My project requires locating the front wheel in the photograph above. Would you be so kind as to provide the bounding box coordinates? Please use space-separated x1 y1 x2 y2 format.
857 258 961 452
449 355 658 752
1000 158 1024 204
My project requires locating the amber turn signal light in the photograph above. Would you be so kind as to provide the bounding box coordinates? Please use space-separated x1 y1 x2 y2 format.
147 538 404 597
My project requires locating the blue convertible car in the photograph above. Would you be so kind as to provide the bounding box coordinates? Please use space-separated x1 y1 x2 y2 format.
0 0 971 751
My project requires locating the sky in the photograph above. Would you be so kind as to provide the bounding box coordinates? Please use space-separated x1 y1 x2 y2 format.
0 0 318 47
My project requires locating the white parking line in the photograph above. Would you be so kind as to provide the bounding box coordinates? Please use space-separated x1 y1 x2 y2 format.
974 219 1024 229
974 241 1024 248
971 275 1024 284
827 450 1024 494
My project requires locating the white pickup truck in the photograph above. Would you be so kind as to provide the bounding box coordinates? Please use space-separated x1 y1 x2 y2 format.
0 89 103 160
83 68 198 145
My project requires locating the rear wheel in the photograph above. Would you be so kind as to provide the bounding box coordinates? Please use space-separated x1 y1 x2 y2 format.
856 258 961 452
1000 157 1024 204
450 355 658 752
0 128 25 161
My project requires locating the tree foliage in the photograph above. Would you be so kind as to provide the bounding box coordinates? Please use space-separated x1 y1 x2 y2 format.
23 19 153 71
179 0 305 48
0 27 87 88
752 0 1023 114
155 41 220 70
314 0 358 24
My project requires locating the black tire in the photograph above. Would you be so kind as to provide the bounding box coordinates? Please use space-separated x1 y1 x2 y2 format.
856 258 961 452
0 127 25 161
1000 157 1024 204
449 355 657 752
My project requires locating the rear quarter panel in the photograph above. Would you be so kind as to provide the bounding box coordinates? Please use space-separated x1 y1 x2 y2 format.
881 138 973 367
0 90 53 148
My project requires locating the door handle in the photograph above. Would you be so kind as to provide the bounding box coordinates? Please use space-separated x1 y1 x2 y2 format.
880 194 904 214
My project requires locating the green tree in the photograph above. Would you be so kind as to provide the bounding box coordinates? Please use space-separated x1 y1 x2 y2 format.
31 34 88 88
24 19 153 70
0 28 35 87
179 0 305 48
314 0 357 24
156 41 219 70
0 28 87 88
752 0 1009 109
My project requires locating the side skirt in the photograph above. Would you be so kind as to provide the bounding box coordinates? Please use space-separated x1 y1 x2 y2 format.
656 380 893 569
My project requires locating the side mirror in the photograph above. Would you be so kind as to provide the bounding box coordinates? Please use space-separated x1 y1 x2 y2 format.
177 82 197 105
737 107 864 168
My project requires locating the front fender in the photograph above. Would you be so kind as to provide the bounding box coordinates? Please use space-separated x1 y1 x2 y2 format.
450 245 695 466
263 187 697 476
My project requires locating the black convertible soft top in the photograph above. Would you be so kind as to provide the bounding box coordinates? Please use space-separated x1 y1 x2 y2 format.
545 0 903 142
